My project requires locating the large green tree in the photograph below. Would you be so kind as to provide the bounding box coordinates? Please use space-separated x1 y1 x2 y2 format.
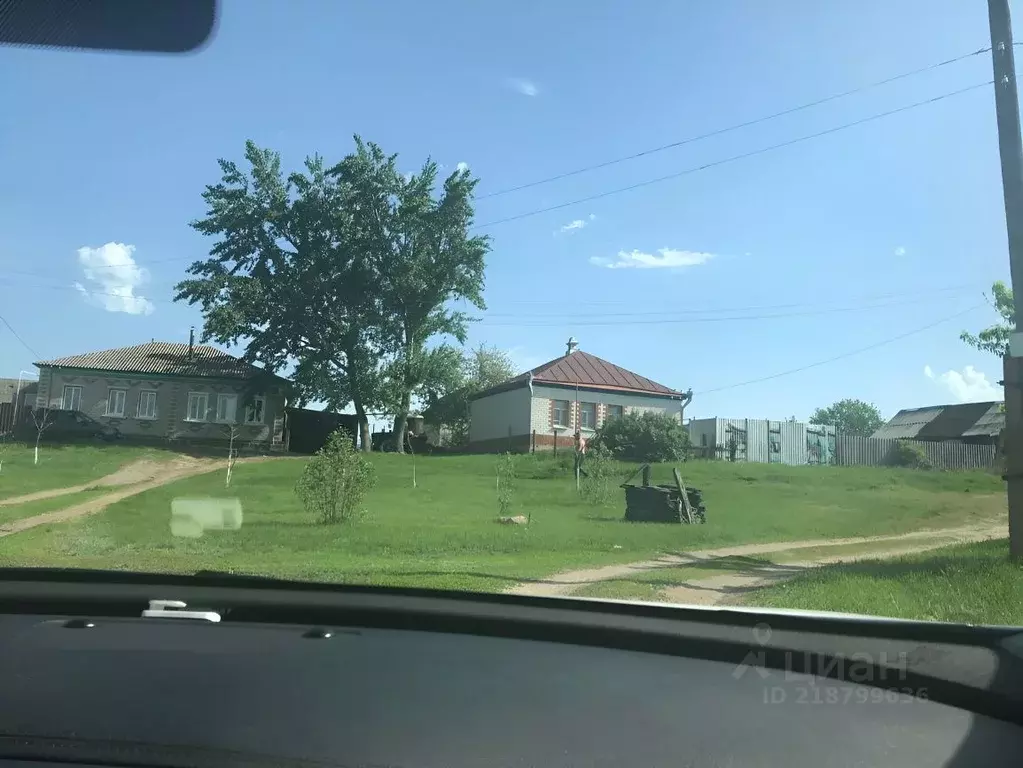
422 344 516 445
176 137 488 452
342 143 489 452
961 280 1015 357
809 398 884 436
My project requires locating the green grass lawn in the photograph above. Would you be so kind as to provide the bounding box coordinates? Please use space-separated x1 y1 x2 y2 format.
749 539 1023 625
1 453 1006 592
0 442 170 500
0 489 110 526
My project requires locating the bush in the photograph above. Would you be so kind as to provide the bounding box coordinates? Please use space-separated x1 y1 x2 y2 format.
887 440 932 470
580 445 620 507
519 451 575 479
296 429 376 524
496 452 518 516
592 411 691 463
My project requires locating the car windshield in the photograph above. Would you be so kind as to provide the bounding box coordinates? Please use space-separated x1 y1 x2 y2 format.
0 0 1020 628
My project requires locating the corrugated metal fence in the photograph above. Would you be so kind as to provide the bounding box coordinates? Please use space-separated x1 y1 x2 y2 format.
834 435 997 470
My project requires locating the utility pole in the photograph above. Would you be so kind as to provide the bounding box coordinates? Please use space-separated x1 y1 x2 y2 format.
988 0 1023 557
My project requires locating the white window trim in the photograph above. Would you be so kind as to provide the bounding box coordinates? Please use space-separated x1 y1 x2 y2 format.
216 393 238 424
137 391 158 420
105 388 127 418
244 395 266 425
552 399 572 429
61 385 82 411
185 392 209 423
579 402 597 431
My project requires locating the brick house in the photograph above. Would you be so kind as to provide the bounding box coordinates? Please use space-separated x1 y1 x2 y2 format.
468 339 690 452
33 338 290 450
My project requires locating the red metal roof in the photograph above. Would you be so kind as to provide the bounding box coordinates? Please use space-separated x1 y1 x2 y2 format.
472 350 679 400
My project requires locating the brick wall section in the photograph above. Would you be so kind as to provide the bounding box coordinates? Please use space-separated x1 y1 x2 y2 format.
466 431 576 453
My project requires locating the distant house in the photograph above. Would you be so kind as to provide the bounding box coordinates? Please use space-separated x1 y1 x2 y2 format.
0 377 38 435
871 401 1004 444
33 337 290 449
468 338 690 453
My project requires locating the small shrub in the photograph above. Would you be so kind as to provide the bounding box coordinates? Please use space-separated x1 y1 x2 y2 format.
296 429 376 524
580 445 620 507
496 452 518 516
592 411 691 463
888 440 933 470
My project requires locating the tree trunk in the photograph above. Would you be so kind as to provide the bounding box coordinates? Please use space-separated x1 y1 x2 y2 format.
392 387 412 455
353 399 371 453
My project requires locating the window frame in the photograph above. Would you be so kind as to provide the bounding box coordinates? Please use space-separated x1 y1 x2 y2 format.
105 388 127 418
552 399 571 428
244 395 266 425
606 404 624 421
61 385 83 411
137 390 158 420
579 402 597 430
185 392 209 423
216 393 238 424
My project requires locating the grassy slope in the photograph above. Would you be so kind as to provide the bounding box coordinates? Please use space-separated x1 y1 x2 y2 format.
1 454 1006 592
750 539 1023 625
0 443 167 500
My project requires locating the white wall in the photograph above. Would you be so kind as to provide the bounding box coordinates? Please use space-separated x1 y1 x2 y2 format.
469 386 532 443
529 384 681 436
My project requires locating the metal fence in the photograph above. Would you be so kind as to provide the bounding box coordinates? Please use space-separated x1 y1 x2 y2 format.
834 435 997 470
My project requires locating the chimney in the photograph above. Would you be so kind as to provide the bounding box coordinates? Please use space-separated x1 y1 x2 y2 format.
188 327 195 359
566 336 579 355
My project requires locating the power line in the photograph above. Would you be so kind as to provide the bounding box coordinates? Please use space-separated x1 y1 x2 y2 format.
474 81 992 230
478 46 992 200
694 305 983 396
0 312 42 359
482 285 977 318
477 294 976 327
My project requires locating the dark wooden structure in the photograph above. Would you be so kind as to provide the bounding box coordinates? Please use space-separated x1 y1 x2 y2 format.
285 408 359 454
621 464 706 524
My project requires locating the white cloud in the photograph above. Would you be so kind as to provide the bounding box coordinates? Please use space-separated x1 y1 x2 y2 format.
589 247 717 270
507 78 539 97
894 246 907 256
455 161 469 173
555 213 596 235
73 242 154 315
924 364 1002 402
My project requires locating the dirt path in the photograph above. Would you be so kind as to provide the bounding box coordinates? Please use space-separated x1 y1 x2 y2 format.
0 456 281 537
0 458 183 507
505 520 1009 600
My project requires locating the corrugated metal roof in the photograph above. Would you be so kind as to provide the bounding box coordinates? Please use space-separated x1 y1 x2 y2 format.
474 350 679 400
36 342 276 380
962 402 1006 437
872 401 1003 440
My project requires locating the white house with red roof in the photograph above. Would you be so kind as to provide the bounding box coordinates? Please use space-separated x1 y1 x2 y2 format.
468 338 691 452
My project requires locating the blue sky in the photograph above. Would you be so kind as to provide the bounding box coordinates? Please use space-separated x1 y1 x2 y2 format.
0 0 1016 422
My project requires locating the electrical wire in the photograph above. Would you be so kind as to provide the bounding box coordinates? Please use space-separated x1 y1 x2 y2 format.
478 47 992 200
694 305 983 395
481 285 977 317
474 81 993 230
0 312 42 359
477 294 977 327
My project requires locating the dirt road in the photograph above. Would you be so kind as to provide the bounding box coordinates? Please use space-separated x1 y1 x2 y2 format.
506 520 1009 603
0 456 281 537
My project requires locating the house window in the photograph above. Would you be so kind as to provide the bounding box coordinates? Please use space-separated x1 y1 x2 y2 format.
61 385 82 411
186 392 208 422
137 391 157 420
606 404 624 421
552 399 571 427
244 395 265 425
216 393 238 424
105 388 127 418
579 402 596 430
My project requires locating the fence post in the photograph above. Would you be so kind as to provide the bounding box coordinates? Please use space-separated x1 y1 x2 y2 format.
531 429 536 453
